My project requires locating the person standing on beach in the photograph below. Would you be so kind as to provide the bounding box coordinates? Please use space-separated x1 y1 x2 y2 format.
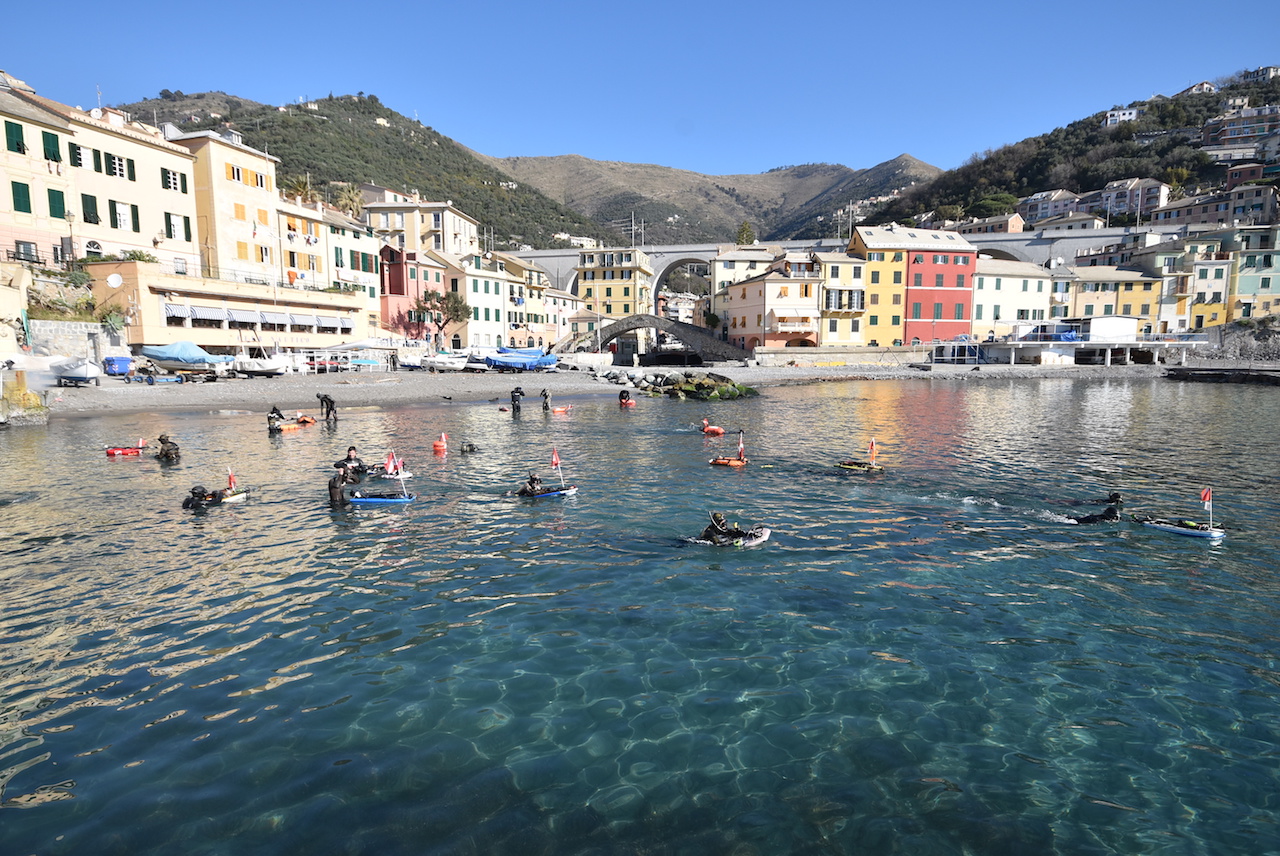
317 392 337 421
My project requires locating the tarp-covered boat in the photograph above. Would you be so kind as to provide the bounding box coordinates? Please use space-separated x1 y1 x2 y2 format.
141 342 235 375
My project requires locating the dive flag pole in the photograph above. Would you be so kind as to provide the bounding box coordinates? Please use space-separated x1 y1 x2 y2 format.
552 447 565 487
1200 486 1213 529
868 437 877 467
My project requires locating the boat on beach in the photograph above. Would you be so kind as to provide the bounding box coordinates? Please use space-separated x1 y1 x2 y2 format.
423 352 469 372
141 342 235 377
233 349 290 377
52 357 102 387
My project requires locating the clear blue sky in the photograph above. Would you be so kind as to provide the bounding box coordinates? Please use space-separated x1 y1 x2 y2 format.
5 0 1273 176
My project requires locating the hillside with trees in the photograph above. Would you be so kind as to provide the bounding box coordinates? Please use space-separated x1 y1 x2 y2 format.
116 92 620 250
868 71 1280 225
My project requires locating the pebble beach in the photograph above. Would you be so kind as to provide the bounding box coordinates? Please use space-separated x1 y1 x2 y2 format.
37 360 1175 418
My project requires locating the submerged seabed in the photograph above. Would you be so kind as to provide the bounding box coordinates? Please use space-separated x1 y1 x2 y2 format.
1 378 1278 855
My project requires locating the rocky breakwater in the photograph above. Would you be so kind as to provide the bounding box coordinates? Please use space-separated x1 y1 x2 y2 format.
593 368 759 401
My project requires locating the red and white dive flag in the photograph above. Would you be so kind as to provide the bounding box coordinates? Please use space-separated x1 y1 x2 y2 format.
1200 487 1212 509
868 437 877 465
227 469 237 490
551 447 561 470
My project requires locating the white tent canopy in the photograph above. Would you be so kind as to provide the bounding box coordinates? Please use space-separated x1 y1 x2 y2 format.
320 339 400 351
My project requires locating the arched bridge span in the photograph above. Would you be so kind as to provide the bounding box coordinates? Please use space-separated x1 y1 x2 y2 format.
552 314 750 361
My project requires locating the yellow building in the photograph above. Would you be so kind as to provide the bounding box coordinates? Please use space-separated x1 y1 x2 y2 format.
1064 265 1164 332
814 251 867 346
166 126 281 285
1 72 75 268
847 228 908 346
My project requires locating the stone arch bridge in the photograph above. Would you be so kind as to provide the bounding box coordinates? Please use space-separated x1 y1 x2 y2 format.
551 314 750 361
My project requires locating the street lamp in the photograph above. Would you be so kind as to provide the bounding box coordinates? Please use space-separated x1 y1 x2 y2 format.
64 211 76 269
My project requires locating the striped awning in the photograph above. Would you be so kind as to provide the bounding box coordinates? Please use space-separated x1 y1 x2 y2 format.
189 305 228 321
227 308 262 323
290 314 318 327
261 311 289 325
164 303 191 318
316 315 340 329
339 318 353 330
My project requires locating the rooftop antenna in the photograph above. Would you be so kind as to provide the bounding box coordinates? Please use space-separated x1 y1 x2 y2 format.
96 85 102 109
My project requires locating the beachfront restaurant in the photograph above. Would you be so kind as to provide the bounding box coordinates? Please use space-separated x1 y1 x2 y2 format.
88 259 372 356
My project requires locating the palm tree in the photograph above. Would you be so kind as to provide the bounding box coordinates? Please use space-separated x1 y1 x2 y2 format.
333 184 364 219
282 174 319 203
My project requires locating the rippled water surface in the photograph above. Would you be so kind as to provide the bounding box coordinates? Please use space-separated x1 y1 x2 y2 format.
2 378 1278 855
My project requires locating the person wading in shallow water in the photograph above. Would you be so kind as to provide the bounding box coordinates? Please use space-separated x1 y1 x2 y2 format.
317 392 337 421
156 434 181 462
329 463 356 506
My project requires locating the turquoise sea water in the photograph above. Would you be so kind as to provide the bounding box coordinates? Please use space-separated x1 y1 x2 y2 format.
1 378 1278 855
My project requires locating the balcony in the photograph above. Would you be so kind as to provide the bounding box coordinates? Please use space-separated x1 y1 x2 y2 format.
767 319 816 334
7 248 45 265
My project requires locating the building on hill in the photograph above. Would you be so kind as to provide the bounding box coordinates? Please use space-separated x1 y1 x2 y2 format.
1016 189 1079 224
1202 104 1280 149
1174 81 1217 98
1104 107 1145 127
360 184 479 257
955 213 1024 235
1226 163 1266 190
1150 185 1278 227
1033 212 1107 232
1077 178 1170 223
1189 223 1280 323
1240 66 1280 84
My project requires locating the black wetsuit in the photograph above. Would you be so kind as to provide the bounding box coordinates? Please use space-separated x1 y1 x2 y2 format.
318 394 337 420
1071 506 1120 524
510 389 524 412
156 439 181 461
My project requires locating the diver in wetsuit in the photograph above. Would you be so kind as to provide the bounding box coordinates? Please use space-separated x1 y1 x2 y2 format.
541 389 551 411
516 472 543 497
316 392 337 421
334 446 367 483
1069 505 1121 525
156 434 181 462
699 512 752 545
329 463 356 506
510 387 525 413
183 485 223 510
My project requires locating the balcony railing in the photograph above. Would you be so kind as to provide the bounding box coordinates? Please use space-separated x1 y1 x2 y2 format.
767 320 816 333
6 249 45 265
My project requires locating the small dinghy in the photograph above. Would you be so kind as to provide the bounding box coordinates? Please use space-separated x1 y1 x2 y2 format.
710 431 748 467
106 437 148 457
516 448 577 498
349 491 416 504
1131 488 1225 540
837 438 883 473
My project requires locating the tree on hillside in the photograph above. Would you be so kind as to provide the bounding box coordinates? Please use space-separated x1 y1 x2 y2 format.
969 193 1020 218
735 221 756 245
935 204 964 222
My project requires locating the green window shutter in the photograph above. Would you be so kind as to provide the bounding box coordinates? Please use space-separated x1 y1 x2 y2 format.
180 173 187 194
335 247 342 267
130 204 140 233
43 131 60 161
164 212 174 238
68 142 81 166
160 167 169 188
47 188 66 219
4 121 24 153
11 181 32 213
349 249 358 269
93 149 102 172
108 200 119 228
127 159 136 181
81 194 98 223
183 216 191 242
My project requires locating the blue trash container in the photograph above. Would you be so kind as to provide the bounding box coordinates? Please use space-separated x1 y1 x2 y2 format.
103 356 132 376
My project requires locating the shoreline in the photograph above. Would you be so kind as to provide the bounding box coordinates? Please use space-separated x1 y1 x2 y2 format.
27 361 1185 419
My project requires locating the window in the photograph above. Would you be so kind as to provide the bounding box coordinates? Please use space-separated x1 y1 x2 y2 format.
227 164 243 182
956 274 965 288
1140 304 1150 315
975 305 983 320
236 241 249 260
992 305 1001 320
869 293 879 305
893 271 902 284
234 203 246 220
867 252 884 261
891 294 901 305
47 189 65 219
954 303 963 320
1022 280 1029 292
1122 304 1131 315
870 271 880 284
42 131 60 161
5 121 25 153
935 274 944 287
10 181 31 213
605 287 613 297
933 303 943 320
911 302 921 320
891 315 900 326
258 245 270 263
976 277 984 290
68 142 83 167
869 315 878 325
829 319 838 333
830 265 840 279
994 278 1002 290
80 194 100 225
893 252 903 262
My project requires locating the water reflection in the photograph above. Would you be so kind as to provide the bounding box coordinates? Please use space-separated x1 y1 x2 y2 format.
1 379 1278 854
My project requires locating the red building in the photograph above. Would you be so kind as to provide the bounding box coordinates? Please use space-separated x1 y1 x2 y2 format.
903 245 977 343
379 246 445 341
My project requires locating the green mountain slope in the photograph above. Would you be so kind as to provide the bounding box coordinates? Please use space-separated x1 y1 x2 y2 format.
870 72 1280 225
115 93 620 250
